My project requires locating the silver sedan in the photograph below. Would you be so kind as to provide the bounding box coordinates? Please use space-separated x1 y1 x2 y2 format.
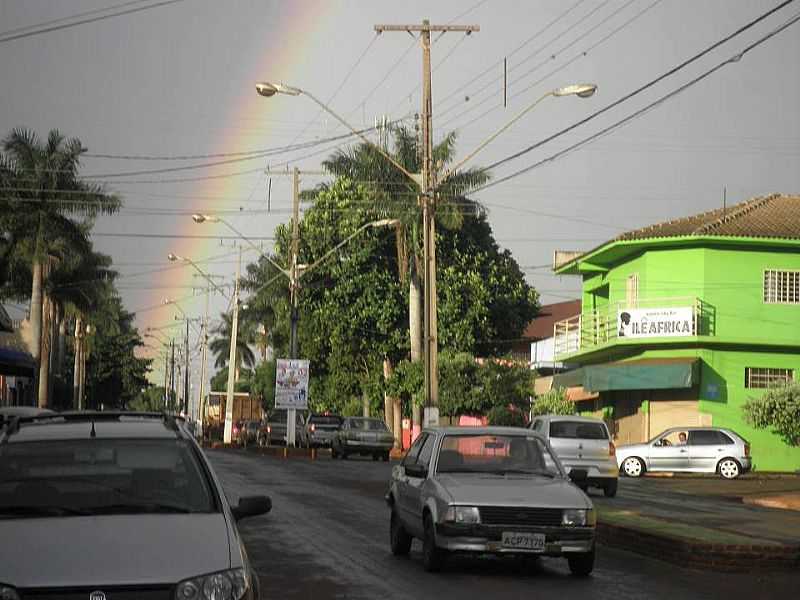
386 426 596 575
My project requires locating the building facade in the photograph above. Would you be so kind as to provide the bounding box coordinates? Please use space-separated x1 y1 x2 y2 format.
552 194 800 472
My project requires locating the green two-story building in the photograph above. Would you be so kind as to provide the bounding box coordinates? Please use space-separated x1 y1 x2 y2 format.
551 194 800 472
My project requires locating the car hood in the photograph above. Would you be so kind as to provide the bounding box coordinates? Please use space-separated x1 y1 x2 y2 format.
435 474 591 509
0 513 233 587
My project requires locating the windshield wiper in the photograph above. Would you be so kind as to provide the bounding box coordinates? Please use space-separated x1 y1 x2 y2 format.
80 502 194 515
0 505 90 518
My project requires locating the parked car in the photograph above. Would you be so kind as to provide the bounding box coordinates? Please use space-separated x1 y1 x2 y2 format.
530 415 618 497
258 409 307 447
616 426 752 479
0 407 54 428
386 426 596 574
305 413 343 448
331 417 393 460
237 419 260 447
231 419 245 445
0 411 271 597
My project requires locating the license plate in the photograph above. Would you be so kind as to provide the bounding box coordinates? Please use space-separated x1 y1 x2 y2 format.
501 532 546 552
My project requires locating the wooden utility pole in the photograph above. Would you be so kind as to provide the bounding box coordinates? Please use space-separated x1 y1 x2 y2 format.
223 247 242 443
374 20 479 428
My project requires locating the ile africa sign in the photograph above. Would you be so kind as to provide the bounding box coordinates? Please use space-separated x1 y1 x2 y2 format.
617 307 694 339
275 359 310 410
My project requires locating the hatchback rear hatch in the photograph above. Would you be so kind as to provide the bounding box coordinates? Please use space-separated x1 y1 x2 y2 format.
548 420 611 463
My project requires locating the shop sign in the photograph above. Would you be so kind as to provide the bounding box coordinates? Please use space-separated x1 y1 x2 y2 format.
617 307 693 338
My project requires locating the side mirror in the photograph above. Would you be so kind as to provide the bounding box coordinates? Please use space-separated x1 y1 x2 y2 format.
569 468 588 484
404 463 428 479
231 495 272 522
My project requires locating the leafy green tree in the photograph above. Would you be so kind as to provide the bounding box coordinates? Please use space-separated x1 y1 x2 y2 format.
250 360 276 411
743 383 800 446
130 386 166 412
210 367 252 393
487 404 527 427
0 128 119 405
532 387 575 416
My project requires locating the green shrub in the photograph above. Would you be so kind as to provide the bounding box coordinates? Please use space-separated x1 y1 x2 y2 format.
743 383 800 446
486 404 526 427
532 387 575 417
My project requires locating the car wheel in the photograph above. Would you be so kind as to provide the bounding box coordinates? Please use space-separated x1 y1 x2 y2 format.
331 447 339 459
383 451 390 462
390 510 412 556
622 457 645 478
718 458 741 480
422 514 446 572
603 479 618 498
567 546 595 577
341 451 348 460
372 453 380 461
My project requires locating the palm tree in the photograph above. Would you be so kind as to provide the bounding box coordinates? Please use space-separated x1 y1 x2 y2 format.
320 126 489 430
209 311 257 381
0 128 120 406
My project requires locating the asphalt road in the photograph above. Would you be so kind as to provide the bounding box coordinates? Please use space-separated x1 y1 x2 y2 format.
207 449 798 600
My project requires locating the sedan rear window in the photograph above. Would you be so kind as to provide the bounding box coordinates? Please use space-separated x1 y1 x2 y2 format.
549 421 608 440
309 415 342 426
0 439 216 517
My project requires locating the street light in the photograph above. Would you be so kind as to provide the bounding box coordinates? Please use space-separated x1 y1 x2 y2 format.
255 81 419 185
168 253 231 300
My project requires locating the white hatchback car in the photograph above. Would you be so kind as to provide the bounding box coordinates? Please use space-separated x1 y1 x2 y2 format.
529 415 619 497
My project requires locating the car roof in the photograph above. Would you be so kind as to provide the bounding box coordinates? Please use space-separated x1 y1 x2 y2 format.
535 415 606 424
1 412 187 444
423 426 546 439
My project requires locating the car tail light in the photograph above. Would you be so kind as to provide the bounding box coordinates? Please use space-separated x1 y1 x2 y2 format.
744 443 750 457
310 424 316 433
609 442 616 457
267 425 272 434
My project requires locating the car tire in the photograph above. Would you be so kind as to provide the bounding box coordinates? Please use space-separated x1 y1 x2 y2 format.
718 458 741 480
567 546 595 577
422 514 446 572
372 453 380 461
383 451 390 462
603 479 618 498
621 457 645 478
390 510 412 557
341 451 348 460
331 447 339 459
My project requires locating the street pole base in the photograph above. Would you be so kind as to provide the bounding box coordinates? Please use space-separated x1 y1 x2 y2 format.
423 407 439 428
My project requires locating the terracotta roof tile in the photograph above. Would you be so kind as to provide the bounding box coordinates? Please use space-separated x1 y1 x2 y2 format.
616 194 800 241
522 299 581 340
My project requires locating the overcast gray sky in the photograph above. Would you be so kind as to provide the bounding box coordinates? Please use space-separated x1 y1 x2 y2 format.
2 0 799 379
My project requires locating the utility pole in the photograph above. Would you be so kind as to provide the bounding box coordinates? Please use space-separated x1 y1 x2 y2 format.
223 247 242 444
184 318 190 415
169 338 175 412
374 20 479 428
163 347 169 408
198 284 210 438
287 166 300 447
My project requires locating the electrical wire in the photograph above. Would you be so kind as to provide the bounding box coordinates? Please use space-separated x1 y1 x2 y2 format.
0 0 186 44
473 9 800 194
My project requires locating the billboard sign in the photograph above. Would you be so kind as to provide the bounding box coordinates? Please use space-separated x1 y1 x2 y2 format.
617 307 693 339
275 359 310 410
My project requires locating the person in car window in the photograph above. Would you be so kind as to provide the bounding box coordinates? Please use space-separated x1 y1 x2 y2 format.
678 432 687 445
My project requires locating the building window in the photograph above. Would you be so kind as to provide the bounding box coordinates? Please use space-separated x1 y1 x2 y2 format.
745 367 794 389
763 269 800 304
626 273 639 307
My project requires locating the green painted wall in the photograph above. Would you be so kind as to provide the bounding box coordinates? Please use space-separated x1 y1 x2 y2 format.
571 242 800 472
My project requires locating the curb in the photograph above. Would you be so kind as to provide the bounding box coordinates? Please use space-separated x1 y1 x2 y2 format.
597 520 800 572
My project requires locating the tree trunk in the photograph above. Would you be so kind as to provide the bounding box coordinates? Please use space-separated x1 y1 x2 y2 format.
409 268 423 362
37 294 52 408
30 258 44 365
393 396 403 450
57 315 66 378
47 301 58 405
383 357 393 430
362 387 370 418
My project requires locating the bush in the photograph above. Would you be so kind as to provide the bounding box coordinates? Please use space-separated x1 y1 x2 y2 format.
532 387 575 417
743 383 800 446
486 404 526 427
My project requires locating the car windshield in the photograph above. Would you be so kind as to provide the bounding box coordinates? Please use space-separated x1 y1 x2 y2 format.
549 420 608 440
437 434 563 477
0 439 217 517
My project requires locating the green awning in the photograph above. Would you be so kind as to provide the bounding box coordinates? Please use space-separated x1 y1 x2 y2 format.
555 358 699 392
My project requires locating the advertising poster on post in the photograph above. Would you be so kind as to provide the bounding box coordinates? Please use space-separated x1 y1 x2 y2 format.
275 359 310 410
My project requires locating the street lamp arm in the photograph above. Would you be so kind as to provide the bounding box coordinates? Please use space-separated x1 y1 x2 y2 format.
439 91 553 185
299 219 398 278
214 217 291 280
296 88 419 186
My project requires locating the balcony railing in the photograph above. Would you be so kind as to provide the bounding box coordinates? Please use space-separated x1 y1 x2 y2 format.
553 296 713 358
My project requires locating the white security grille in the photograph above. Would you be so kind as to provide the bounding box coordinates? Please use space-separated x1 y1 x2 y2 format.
745 367 794 389
763 269 800 304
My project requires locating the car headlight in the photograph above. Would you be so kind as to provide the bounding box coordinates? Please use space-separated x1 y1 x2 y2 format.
562 509 591 527
176 568 252 600
0 585 21 600
443 506 481 525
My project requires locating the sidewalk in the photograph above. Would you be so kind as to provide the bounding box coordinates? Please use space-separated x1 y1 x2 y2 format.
593 476 800 571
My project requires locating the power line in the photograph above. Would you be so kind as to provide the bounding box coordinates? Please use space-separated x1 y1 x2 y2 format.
0 0 154 37
0 0 186 44
474 9 800 193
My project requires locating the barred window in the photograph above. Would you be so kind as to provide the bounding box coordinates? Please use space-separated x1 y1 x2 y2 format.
745 367 794 389
763 269 800 304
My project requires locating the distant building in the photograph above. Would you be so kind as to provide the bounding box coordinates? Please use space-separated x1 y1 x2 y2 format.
551 194 800 471
0 304 35 406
